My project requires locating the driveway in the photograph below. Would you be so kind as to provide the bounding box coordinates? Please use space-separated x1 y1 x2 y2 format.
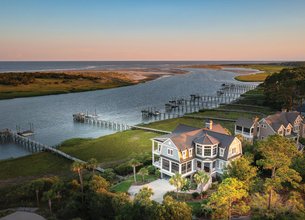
128 179 176 203
0 211 46 220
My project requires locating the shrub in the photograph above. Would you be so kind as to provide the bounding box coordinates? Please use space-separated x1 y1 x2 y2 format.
192 192 200 199
114 163 132 176
146 165 156 175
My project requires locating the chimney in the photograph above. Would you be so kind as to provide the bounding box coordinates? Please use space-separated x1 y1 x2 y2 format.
205 119 213 130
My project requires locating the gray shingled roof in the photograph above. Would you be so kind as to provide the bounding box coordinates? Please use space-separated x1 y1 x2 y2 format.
154 124 236 160
265 111 301 131
236 118 255 128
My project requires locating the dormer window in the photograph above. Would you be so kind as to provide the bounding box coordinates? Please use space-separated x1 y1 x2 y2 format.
189 149 193 157
167 149 173 156
182 150 187 159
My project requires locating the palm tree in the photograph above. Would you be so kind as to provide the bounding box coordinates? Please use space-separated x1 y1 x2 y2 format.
30 179 45 207
129 159 142 183
43 189 56 213
138 167 149 183
169 173 187 199
194 171 210 199
87 158 99 174
71 161 85 201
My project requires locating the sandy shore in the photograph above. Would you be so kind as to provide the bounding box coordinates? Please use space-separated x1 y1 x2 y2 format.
51 67 188 83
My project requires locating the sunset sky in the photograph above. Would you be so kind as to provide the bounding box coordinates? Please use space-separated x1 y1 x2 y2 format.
0 0 305 61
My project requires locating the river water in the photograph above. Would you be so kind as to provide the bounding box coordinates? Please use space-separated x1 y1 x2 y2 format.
0 67 256 160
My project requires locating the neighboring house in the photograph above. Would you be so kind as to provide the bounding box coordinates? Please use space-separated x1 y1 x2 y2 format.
258 110 305 141
235 117 259 143
235 110 305 143
152 121 242 178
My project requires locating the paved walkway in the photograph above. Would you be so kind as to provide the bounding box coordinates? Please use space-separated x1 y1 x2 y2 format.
128 179 176 203
0 211 46 220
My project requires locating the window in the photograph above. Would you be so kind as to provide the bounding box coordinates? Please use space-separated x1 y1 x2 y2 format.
236 125 242 131
171 162 179 173
167 148 173 156
278 130 283 136
250 128 254 133
189 149 193 157
204 146 211 156
261 136 264 140
197 161 202 169
196 145 202 156
262 124 267 128
212 161 216 169
244 127 250 133
162 159 169 171
187 161 192 172
219 148 225 157
212 145 217 156
231 147 237 155
181 163 187 174
286 128 290 134
182 150 186 159
219 161 224 169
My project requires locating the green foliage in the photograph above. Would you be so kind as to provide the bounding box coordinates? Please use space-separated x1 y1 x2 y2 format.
223 156 258 190
208 178 249 219
193 171 210 198
292 153 305 181
162 196 192 220
264 67 305 110
169 173 187 197
138 167 149 183
256 135 302 210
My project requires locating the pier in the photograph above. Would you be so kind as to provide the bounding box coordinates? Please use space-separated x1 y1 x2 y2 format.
141 83 257 121
0 129 104 172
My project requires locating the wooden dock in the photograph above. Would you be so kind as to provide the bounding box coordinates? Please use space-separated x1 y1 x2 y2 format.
0 129 104 173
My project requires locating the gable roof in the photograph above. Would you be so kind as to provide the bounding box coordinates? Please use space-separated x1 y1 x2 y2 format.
156 124 236 159
264 111 301 131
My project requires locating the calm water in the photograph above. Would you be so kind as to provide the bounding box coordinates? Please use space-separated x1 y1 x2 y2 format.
0 61 269 72
0 63 256 160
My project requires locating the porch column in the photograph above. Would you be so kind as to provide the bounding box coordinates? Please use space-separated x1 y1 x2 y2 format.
179 164 181 174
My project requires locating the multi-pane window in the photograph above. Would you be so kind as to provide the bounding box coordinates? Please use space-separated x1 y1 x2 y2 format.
171 162 179 173
244 127 250 133
212 145 217 156
236 125 242 131
162 158 170 171
189 149 193 157
212 161 216 169
182 150 186 159
204 146 211 156
187 161 192 172
181 163 187 174
231 147 236 155
196 145 202 155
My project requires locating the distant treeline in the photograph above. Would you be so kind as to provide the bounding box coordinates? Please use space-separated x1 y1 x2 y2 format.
0 72 100 86
264 66 305 110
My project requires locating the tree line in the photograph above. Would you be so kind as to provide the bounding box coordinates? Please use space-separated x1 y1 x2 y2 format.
0 72 100 86
264 66 305 111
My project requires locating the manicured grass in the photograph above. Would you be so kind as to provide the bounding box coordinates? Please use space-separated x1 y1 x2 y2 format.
234 64 288 82
111 174 158 193
0 73 134 100
59 130 159 166
111 180 133 192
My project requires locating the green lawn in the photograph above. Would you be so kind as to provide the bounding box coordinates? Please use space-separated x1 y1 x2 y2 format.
59 130 159 167
111 180 133 192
